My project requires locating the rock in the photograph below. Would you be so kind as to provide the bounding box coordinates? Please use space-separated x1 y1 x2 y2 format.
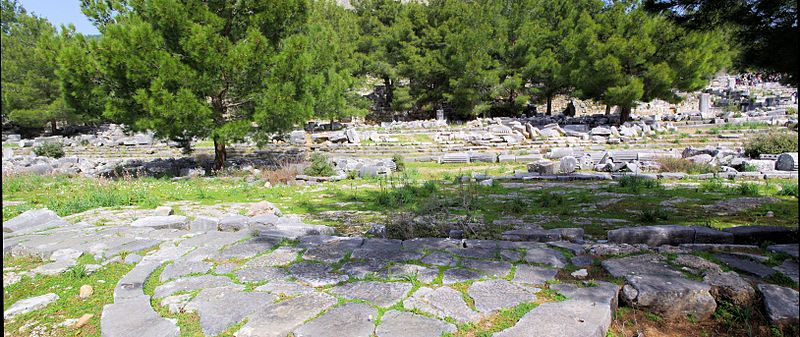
235 266 288 283
571 269 589 279
4 293 60 319
254 280 315 296
403 286 480 323
184 286 275 336
512 264 557 285
247 201 282 217
571 255 593 267
757 284 799 327
687 154 714 164
724 226 798 245
422 251 458 266
3 208 60 233
153 206 173 216
559 156 578 174
703 271 755 305
330 282 412 307
528 160 557 175
501 229 560 242
124 254 142 264
468 279 537 313
74 313 94 328
775 153 798 171
602 254 716 320
366 224 386 238
294 303 377 337
607 225 695 246
154 275 239 298
245 246 300 267
79 285 94 300
460 259 512 278
774 260 799 284
673 255 722 273
236 293 337 337
494 282 619 337
375 310 456 337
130 216 189 230
218 214 250 232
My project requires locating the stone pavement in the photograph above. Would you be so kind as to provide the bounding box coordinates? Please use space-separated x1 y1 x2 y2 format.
3 208 799 336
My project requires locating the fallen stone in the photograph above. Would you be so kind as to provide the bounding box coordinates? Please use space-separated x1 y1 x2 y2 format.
294 303 377 337
468 279 537 313
703 271 755 305
74 313 93 328
375 310 456 337
774 260 799 284
768 244 799 259
4 293 59 319
524 247 567 268
714 253 776 278
571 255 593 267
79 285 94 300
3 208 61 233
724 225 798 245
757 284 799 327
571 269 589 279
607 225 695 246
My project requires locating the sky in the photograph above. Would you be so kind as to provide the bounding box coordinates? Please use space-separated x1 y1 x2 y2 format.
18 0 99 35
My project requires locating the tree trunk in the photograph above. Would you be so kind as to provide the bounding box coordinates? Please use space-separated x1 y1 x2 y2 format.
620 106 631 124
50 120 57 134
213 136 226 172
384 76 393 109
546 95 552 116
605 104 611 116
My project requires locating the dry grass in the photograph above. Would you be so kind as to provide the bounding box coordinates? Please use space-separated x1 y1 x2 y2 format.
656 157 718 174
260 160 302 186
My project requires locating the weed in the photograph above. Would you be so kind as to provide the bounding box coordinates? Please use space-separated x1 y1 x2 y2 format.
657 157 717 174
33 142 65 158
744 132 798 158
736 183 761 196
776 182 798 197
638 208 670 223
616 176 661 193
304 153 335 176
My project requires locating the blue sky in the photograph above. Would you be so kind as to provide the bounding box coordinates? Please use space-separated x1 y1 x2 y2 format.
19 0 99 35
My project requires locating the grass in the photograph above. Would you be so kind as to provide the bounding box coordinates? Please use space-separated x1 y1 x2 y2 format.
3 256 134 336
657 157 718 174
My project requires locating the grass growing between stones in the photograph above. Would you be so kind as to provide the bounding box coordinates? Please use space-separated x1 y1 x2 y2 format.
2 256 133 337
441 302 539 337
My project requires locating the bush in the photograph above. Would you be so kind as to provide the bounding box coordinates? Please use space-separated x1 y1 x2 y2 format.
616 175 661 193
744 132 798 158
33 142 65 158
657 157 717 174
262 161 301 186
777 182 798 197
304 153 335 177
392 154 405 172
736 183 760 196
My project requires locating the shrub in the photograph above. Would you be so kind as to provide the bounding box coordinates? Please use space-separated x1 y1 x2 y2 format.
639 208 670 223
736 183 760 196
392 154 405 172
777 182 798 197
657 157 717 174
616 175 661 193
744 132 798 158
262 161 301 185
304 153 335 176
741 163 759 172
33 142 65 158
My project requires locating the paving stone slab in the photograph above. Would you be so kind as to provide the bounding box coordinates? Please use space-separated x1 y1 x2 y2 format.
724 226 799 245
375 310 456 337
571 255 593 267
243 246 301 268
607 225 695 246
512 264 557 285
254 280 316 296
215 239 275 260
236 292 337 337
768 244 799 259
294 303 377 337
460 258 512 278
301 236 364 263
289 262 348 287
774 260 799 284
330 281 412 307
494 282 619 337
401 238 461 251
351 247 424 262
446 247 498 259
235 266 288 283
159 261 213 282
757 284 799 327
442 268 483 284
339 260 388 278
422 251 458 266
403 286 480 323
714 253 776 278
3 208 60 233
468 279 537 313
184 286 275 336
101 296 179 337
153 275 239 298
524 247 567 268
4 293 59 319
381 264 439 283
